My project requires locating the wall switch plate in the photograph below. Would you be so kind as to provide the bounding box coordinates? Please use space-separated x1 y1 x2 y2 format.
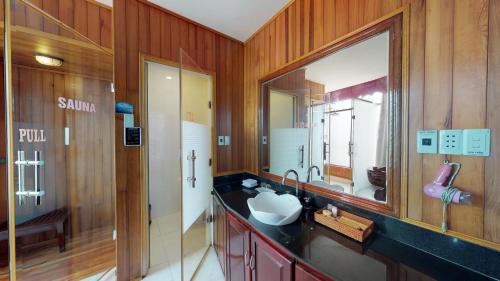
463 129 490 156
224 136 231 145
417 130 437 154
439 129 463 155
218 136 225 146
262 136 268 145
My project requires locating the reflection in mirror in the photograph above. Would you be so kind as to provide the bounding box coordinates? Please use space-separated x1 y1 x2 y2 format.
261 30 392 203
261 69 311 181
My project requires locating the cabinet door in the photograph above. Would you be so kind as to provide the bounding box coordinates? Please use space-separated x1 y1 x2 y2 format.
295 263 326 281
250 233 292 281
213 195 227 275
227 213 251 281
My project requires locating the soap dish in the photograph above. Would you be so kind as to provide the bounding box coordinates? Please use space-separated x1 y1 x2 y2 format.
314 208 374 242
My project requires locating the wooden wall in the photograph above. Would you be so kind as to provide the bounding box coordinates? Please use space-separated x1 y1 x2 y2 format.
8 0 112 49
243 0 500 246
113 0 244 279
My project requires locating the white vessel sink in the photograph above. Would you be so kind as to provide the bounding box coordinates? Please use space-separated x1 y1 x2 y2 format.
247 192 302 226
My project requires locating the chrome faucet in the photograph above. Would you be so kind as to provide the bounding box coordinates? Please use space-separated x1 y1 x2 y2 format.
306 165 320 182
282 169 300 197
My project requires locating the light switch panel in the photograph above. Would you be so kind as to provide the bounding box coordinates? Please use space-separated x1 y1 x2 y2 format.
463 129 490 156
417 130 437 154
218 136 225 146
224 136 231 145
439 129 463 155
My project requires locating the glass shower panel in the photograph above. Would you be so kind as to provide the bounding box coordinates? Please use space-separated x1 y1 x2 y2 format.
262 68 311 182
5 0 116 280
180 49 213 281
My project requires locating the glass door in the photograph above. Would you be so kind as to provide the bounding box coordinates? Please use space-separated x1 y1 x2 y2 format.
180 49 213 280
4 0 116 280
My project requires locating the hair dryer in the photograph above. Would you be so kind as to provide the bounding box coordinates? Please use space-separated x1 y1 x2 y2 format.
423 162 472 204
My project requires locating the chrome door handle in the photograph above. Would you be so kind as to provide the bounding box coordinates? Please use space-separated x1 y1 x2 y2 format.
33 151 43 205
249 254 255 270
187 150 197 188
15 151 26 206
15 150 45 206
298 145 304 169
244 250 249 266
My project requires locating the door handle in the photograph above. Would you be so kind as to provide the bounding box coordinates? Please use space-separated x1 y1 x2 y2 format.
244 250 249 266
298 145 304 169
15 150 45 206
249 254 255 270
187 150 197 188
15 151 26 206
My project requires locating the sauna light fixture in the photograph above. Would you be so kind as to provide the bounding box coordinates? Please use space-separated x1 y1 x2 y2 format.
35 54 63 67
165 76 173 80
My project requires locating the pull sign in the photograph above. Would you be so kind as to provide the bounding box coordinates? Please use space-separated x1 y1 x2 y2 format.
19 129 47 143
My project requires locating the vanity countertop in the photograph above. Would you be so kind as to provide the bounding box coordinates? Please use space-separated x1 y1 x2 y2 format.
214 183 498 281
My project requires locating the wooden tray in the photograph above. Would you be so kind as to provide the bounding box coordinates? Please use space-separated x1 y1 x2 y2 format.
314 208 374 242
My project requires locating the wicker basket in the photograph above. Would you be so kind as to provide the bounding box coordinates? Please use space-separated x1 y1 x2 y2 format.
314 208 374 242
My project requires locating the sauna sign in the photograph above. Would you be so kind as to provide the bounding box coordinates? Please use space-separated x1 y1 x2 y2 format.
58 97 96 113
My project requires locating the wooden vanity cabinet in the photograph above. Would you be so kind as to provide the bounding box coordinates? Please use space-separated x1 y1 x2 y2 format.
250 233 293 281
295 263 324 281
227 212 251 281
213 195 228 276
213 195 326 281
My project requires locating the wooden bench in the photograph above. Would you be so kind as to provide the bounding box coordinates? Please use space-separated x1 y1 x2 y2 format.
0 208 68 252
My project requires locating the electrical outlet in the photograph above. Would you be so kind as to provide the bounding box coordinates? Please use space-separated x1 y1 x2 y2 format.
463 129 490 156
218 136 225 146
417 130 437 154
439 129 463 155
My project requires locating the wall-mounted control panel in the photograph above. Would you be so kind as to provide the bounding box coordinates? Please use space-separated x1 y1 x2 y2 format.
417 130 437 154
417 128 490 157
218 136 231 146
463 129 490 156
439 130 462 155
218 136 225 146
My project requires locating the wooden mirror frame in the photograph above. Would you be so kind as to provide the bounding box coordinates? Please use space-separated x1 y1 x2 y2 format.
258 10 408 217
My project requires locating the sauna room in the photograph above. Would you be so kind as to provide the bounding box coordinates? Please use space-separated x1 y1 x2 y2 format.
0 0 499 281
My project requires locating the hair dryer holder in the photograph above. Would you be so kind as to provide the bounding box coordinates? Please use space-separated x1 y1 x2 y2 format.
423 160 472 232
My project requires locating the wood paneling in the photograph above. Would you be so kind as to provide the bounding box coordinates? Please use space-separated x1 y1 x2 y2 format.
485 0 500 243
7 0 111 49
113 1 244 279
243 0 500 246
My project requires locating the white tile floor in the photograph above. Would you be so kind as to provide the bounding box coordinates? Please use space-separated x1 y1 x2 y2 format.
144 212 224 281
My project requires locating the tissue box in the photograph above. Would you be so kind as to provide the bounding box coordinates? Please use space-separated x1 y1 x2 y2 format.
242 179 258 188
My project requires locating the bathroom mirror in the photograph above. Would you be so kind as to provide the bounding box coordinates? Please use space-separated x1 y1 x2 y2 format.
259 14 403 215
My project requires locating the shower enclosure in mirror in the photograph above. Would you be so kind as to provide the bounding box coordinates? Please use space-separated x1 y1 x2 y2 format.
259 14 403 215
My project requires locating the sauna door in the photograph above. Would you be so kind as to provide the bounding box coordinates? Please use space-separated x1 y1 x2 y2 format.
180 49 213 281
3 0 116 280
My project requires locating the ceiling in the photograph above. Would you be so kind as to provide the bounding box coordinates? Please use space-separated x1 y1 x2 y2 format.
95 0 290 41
305 31 389 93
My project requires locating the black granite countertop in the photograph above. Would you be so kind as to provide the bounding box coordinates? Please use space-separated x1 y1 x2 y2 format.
214 183 498 281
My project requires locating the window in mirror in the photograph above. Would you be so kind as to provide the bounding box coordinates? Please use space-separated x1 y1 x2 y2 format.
261 29 396 204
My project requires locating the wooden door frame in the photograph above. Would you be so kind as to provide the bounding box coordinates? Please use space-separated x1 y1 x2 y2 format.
138 53 217 277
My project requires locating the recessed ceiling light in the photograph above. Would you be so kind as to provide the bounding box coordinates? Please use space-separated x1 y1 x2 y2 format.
35 54 63 67
165 76 173 80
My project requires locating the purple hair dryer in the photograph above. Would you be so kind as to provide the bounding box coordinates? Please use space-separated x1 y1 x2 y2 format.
423 162 472 204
